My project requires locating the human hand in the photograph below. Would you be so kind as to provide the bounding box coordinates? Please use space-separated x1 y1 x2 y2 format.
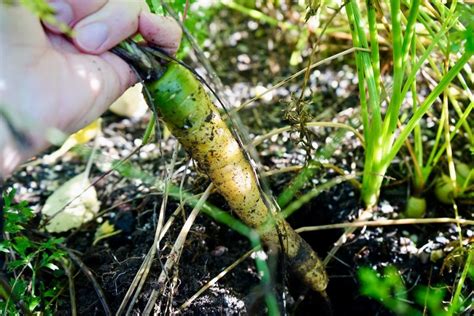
0 0 182 177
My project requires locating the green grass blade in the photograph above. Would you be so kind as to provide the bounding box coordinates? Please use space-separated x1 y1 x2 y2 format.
384 51 473 167
382 0 405 144
277 160 320 209
401 0 421 62
281 175 356 219
367 0 380 92
426 100 473 174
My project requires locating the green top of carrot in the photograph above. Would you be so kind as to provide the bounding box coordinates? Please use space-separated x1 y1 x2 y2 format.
147 63 212 132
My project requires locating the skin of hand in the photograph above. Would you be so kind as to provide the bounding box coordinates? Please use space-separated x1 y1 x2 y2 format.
0 0 182 178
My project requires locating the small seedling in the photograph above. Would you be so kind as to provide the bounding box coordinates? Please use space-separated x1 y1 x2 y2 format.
1 189 67 314
405 196 427 218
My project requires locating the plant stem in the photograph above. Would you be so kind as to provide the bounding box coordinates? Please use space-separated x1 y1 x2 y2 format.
142 114 155 144
346 0 383 207
425 100 473 176
411 37 424 192
450 248 473 313
367 0 380 92
382 0 404 145
221 0 296 31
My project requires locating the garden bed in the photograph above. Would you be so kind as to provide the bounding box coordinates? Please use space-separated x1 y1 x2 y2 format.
2 1 473 315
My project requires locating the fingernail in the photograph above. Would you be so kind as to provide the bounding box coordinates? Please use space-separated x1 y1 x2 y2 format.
50 2 73 25
75 23 109 51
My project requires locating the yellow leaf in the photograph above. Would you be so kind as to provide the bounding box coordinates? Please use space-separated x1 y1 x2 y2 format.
69 119 102 145
109 84 148 118
43 119 101 163
42 172 100 233
93 221 121 245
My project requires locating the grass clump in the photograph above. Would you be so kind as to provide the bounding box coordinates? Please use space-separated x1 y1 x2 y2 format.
345 0 473 208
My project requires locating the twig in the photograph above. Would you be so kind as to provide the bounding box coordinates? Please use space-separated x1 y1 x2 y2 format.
62 259 77 316
296 1 348 105
64 249 111 316
229 47 371 115
142 184 213 315
182 0 190 22
119 143 179 316
116 241 153 315
297 217 474 233
251 121 364 148
261 166 303 177
0 272 31 315
179 247 257 311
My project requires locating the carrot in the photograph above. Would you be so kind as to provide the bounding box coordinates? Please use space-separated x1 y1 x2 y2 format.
146 62 328 293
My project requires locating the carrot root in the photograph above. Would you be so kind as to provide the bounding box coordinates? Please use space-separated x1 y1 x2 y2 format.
148 62 328 293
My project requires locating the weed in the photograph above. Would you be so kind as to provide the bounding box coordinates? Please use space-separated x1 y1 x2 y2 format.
358 250 473 315
0 189 67 315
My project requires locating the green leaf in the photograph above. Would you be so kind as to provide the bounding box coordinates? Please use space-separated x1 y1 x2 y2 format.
12 236 32 257
2 189 35 234
44 262 60 271
41 237 65 250
464 25 474 53
43 286 58 298
10 278 27 298
28 296 41 311
8 259 29 271
2 188 15 208
414 286 447 316
358 266 420 315
18 0 72 34
458 3 474 53
0 241 11 253
358 267 387 299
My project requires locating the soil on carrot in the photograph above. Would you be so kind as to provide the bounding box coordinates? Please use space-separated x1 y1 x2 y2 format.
4 4 473 316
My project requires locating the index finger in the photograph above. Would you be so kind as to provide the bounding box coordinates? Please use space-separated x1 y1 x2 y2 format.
139 12 182 56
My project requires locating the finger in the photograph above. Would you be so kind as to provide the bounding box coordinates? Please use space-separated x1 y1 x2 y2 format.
57 51 137 133
0 2 47 48
139 12 182 55
72 0 146 54
78 52 138 127
44 0 107 33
